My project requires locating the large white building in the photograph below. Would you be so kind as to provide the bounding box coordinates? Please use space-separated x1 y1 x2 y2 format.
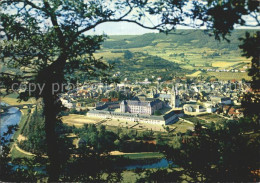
87 110 179 125
120 99 164 115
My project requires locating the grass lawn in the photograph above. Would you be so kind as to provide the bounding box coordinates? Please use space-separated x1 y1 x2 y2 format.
1 92 36 105
168 121 194 133
196 114 226 123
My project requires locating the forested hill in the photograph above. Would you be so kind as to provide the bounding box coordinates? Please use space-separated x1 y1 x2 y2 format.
102 29 257 50
107 52 183 81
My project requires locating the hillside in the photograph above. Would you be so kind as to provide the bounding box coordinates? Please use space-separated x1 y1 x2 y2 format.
103 30 256 50
107 52 184 81
96 29 256 81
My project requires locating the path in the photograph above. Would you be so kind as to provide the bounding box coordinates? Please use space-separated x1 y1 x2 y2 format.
13 143 48 158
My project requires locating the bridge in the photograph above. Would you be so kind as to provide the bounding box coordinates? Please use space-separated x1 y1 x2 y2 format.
0 104 35 112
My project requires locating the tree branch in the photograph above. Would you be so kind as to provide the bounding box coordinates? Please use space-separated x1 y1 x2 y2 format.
250 12 260 26
42 0 64 47
1 0 43 12
76 18 162 37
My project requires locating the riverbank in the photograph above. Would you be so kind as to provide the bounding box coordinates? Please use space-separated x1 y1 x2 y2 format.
0 99 31 158
0 95 34 159
9 108 33 159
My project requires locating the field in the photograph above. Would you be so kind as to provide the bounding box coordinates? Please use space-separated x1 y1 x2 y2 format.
98 46 250 72
97 30 256 81
186 71 202 77
182 114 226 126
212 61 240 68
205 71 251 80
167 121 194 133
1 92 36 105
62 114 101 125
94 51 124 60
196 114 226 123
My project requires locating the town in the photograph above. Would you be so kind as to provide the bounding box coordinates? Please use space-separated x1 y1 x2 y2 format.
60 77 250 132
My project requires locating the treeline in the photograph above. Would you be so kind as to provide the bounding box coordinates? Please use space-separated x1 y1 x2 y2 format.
73 124 157 153
19 107 47 154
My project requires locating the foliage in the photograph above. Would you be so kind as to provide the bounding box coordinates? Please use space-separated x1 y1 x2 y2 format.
154 110 162 116
0 125 47 181
136 168 182 183
109 52 183 81
19 106 47 155
123 50 134 59
161 120 260 182
239 31 260 124
78 125 117 154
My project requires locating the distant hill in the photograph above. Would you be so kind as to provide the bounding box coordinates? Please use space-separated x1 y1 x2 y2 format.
98 29 256 81
103 29 257 50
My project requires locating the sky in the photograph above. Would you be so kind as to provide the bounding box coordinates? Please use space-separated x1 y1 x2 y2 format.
4 0 260 36
86 22 158 35
86 14 260 35
85 0 260 35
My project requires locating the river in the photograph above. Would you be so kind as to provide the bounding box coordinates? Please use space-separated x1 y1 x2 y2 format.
0 102 22 140
124 158 173 170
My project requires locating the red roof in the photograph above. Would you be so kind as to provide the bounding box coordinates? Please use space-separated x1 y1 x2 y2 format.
231 79 236 83
111 98 118 102
101 98 109 102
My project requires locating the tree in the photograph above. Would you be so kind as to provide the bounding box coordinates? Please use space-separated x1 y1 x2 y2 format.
239 32 260 127
154 110 162 116
123 50 133 60
0 0 188 180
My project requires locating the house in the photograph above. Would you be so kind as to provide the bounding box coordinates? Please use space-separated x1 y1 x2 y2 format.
211 96 232 105
183 104 206 113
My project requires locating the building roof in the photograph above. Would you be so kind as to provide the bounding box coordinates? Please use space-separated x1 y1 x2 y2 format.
157 94 171 99
121 99 162 107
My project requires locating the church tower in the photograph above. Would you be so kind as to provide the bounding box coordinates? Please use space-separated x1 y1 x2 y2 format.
120 100 127 113
171 86 180 108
